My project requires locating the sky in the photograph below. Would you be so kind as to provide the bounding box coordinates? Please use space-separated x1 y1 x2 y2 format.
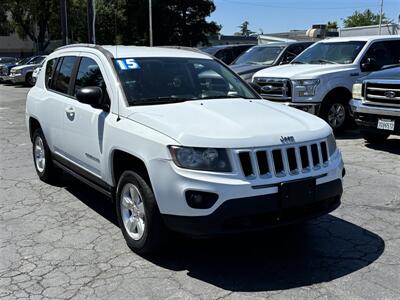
208 0 400 35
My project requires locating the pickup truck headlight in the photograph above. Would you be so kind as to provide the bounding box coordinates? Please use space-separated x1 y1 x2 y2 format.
292 79 320 97
352 83 363 100
169 146 232 172
327 133 337 156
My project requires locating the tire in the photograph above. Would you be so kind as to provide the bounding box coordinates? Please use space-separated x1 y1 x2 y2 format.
319 96 351 132
361 130 390 144
32 128 60 183
116 170 169 254
26 73 34 87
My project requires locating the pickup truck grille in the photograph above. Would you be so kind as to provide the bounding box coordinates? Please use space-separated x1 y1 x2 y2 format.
364 81 400 108
236 139 330 180
253 78 292 101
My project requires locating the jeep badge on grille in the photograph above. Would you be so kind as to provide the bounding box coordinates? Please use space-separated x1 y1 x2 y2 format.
280 136 295 144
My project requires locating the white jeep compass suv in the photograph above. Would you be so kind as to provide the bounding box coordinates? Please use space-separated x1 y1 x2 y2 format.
26 44 344 253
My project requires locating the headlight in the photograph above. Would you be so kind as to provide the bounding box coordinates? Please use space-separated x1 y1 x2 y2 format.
169 146 232 172
327 133 337 156
292 79 320 97
352 83 363 100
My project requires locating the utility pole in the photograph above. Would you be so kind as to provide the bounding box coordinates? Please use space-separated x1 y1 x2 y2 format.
149 0 153 46
60 0 69 45
379 0 384 35
87 0 96 44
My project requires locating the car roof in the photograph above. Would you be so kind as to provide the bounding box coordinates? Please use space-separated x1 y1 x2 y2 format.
318 35 400 43
201 44 255 50
55 44 213 60
253 41 313 48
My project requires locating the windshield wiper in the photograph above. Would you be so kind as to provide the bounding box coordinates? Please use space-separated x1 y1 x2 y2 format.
131 96 194 105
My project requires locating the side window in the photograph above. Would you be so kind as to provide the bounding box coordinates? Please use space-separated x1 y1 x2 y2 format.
215 49 233 64
74 57 110 108
362 40 400 70
282 45 304 64
45 58 57 88
53 56 76 94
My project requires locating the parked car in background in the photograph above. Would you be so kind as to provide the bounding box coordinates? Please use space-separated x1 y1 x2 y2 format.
32 62 44 85
9 56 46 86
200 44 255 64
0 57 19 82
252 36 400 131
351 66 400 143
231 42 313 82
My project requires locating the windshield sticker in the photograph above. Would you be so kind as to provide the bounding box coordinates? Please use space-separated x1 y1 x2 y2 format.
116 59 141 70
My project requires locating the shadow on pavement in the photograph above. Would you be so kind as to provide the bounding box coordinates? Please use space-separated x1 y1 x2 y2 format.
365 137 400 155
60 173 385 292
334 129 362 140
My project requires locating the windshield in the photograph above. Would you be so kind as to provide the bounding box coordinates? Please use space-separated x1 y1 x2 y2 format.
17 57 31 65
114 57 258 106
293 41 366 64
29 56 45 64
233 46 284 65
0 57 16 64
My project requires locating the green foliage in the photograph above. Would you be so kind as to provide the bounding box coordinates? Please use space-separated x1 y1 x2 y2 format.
343 9 389 28
238 21 256 37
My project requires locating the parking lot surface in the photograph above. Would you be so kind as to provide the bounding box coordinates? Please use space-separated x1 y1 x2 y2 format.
1 84 399 299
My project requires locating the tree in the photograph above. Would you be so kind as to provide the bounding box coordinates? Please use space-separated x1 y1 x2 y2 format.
238 21 256 37
327 21 338 29
343 9 389 28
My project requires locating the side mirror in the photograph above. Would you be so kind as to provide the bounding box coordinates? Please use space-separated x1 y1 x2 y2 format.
76 87 103 108
361 57 380 72
249 82 261 94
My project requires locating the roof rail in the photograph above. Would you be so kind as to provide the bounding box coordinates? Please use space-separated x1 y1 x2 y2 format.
54 43 114 59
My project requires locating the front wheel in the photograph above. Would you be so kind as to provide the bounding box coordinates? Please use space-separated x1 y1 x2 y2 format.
116 171 169 254
361 130 390 144
26 73 34 87
320 98 350 132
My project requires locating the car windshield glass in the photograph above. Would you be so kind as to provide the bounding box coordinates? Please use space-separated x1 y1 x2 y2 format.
293 41 366 64
233 46 284 65
200 47 217 55
0 58 16 63
18 57 30 65
114 57 258 105
29 56 45 64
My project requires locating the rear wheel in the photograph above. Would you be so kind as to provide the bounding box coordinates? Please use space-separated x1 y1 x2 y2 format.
32 128 60 183
116 170 169 254
361 130 390 144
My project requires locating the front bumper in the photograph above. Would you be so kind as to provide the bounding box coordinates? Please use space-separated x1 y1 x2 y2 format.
9 74 25 84
163 178 342 236
350 99 400 135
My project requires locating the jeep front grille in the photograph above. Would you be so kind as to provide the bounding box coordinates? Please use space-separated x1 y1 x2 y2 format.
253 77 292 101
236 139 330 180
364 81 400 108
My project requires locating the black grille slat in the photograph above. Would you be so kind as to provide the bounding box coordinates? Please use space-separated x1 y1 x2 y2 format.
287 148 297 172
256 151 269 175
311 144 320 167
272 150 284 175
299 146 309 169
239 152 254 177
320 141 328 163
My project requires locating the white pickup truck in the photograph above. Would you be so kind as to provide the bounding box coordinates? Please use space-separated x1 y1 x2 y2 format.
252 36 400 131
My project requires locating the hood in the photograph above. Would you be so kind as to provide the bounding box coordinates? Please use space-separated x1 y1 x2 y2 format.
12 64 37 71
230 63 270 75
126 98 331 148
359 66 400 81
253 63 356 79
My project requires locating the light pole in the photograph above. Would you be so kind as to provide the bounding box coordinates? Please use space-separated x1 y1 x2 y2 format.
87 0 96 44
149 0 153 46
379 0 384 35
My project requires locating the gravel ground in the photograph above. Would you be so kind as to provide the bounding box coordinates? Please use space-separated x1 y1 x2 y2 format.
0 84 399 299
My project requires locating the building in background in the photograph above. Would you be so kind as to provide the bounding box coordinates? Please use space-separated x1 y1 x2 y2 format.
339 23 399 37
0 33 35 57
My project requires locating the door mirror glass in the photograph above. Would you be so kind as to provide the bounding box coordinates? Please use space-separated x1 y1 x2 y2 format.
361 57 380 72
76 86 103 107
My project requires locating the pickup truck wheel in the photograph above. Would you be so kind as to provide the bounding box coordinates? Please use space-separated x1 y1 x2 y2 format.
26 73 34 87
116 171 168 254
361 130 390 144
32 128 60 183
320 98 349 132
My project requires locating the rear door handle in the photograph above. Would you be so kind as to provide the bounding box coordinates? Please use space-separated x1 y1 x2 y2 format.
65 107 75 120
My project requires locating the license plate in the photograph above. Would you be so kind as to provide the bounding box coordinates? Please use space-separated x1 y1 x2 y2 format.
279 178 316 209
377 119 395 131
